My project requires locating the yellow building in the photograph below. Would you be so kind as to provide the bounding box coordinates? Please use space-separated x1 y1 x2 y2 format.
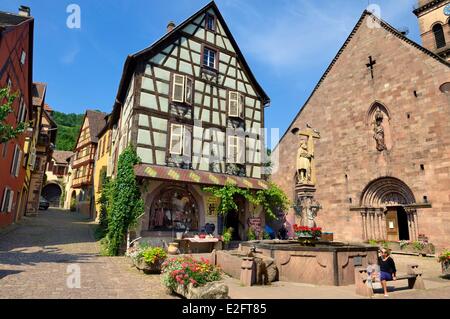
93 115 112 221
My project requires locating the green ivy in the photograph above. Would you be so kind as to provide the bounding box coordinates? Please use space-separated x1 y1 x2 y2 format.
203 182 289 220
0 88 27 143
96 169 113 239
105 146 144 256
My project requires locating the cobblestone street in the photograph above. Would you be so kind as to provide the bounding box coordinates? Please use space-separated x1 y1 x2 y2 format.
0 209 176 299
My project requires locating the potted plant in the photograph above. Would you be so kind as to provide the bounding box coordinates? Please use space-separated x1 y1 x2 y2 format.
311 227 322 240
126 244 167 274
438 249 450 276
161 255 228 299
222 227 233 249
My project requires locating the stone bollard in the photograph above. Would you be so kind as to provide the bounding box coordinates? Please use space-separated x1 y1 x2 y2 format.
240 257 256 286
407 264 425 290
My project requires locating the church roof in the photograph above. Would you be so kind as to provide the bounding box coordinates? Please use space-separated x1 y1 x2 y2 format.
111 1 269 123
276 10 450 146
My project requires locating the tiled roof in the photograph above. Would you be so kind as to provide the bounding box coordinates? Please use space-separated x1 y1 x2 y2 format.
52 151 73 164
0 11 32 28
86 110 108 143
32 82 47 107
134 164 269 190
44 104 52 112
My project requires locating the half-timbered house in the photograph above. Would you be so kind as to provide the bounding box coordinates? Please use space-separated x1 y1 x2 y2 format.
110 1 270 242
68 110 107 218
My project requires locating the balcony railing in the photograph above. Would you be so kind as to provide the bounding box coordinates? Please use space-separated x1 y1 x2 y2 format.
73 154 94 168
72 175 92 188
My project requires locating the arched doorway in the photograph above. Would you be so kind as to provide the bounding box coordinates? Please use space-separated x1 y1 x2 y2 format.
359 177 417 241
148 185 199 232
41 183 62 208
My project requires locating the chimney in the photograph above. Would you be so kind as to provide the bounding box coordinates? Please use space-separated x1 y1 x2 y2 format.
167 21 176 33
18 5 31 17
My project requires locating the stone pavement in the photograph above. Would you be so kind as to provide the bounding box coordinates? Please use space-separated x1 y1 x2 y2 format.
0 209 176 299
1 209 448 299
224 253 450 299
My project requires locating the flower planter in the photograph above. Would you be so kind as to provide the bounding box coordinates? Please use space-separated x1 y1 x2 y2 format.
442 261 450 276
169 281 229 299
134 258 164 274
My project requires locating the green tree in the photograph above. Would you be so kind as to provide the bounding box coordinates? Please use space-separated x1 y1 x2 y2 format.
105 146 144 256
51 111 84 151
0 88 26 143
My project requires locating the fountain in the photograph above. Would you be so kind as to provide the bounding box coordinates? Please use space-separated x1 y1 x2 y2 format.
210 126 378 286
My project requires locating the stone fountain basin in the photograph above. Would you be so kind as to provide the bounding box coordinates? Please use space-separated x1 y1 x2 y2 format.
239 240 378 286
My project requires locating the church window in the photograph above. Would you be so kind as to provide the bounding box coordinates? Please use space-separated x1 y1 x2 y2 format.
423 196 428 203
203 47 217 69
228 91 244 118
420 164 425 171
205 13 216 32
432 24 446 49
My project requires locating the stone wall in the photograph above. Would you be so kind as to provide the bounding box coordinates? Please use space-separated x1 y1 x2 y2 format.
271 14 450 250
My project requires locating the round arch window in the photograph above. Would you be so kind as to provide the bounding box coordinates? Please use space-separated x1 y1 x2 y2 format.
148 186 199 231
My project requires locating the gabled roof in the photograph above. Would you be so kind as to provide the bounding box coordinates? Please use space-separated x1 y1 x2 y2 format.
111 1 269 123
86 110 108 143
276 10 450 146
32 82 47 107
52 151 73 164
0 11 32 29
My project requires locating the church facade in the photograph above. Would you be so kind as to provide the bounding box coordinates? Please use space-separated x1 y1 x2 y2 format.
271 9 450 250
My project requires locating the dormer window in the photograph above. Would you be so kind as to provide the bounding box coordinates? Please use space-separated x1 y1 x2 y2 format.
228 91 245 118
203 47 217 69
171 74 193 105
205 13 216 32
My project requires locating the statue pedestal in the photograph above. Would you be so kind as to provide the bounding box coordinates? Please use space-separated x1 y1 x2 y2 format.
294 183 320 228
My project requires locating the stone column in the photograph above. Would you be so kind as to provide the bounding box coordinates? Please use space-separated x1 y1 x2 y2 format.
376 209 384 241
361 211 367 241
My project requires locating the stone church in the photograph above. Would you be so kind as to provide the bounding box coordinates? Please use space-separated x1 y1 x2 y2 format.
272 2 450 250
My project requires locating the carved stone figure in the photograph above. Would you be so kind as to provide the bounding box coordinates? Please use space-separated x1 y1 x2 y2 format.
373 108 386 151
297 140 313 183
297 196 321 228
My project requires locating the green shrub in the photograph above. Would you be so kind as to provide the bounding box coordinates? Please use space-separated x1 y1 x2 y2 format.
368 239 378 246
142 247 167 265
222 227 233 245
105 146 144 256
247 228 256 241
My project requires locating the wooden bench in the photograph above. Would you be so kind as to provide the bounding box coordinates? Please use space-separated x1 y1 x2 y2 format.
355 264 426 297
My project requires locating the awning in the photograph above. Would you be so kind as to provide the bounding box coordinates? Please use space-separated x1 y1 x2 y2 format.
134 164 268 190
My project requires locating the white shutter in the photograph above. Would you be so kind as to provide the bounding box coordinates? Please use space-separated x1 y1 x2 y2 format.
170 124 183 155
228 92 239 117
238 136 245 164
8 190 14 213
183 126 191 158
15 150 22 177
11 146 18 176
185 77 193 105
172 74 185 103
1 189 7 212
227 136 238 163
239 94 245 119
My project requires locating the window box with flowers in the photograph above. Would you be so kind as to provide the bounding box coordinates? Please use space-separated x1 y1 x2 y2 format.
293 225 322 240
126 244 167 274
438 249 450 276
161 255 229 299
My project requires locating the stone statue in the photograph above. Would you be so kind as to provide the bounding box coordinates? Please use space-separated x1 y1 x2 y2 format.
297 196 321 228
373 108 386 151
297 140 313 183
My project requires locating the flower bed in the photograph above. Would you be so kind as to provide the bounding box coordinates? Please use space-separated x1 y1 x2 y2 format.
161 255 228 299
126 244 167 274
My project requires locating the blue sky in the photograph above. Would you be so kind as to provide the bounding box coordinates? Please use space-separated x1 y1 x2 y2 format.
2 0 419 139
